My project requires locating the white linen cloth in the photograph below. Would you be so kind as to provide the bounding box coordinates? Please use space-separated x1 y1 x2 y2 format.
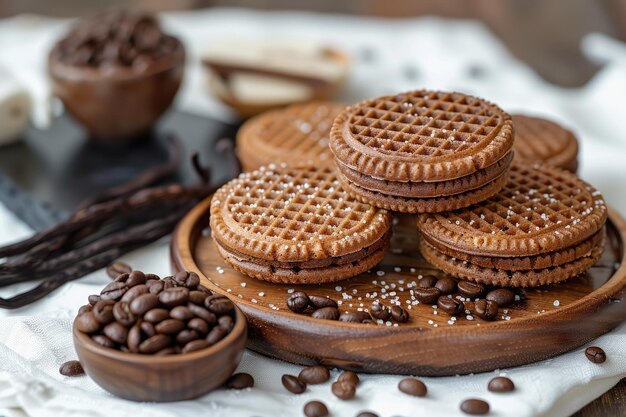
0 8 626 417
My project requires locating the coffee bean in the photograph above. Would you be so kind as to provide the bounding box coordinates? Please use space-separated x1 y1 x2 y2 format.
218 315 234 332
176 329 200 345
339 311 370 323
78 304 92 315
331 380 356 400
59 360 84 377
188 317 210 335
139 334 171 354
173 271 200 289
112 301 137 327
390 305 409 323
92 334 115 348
287 291 310 313
155 347 179 356
188 303 217 325
458 281 485 298
145 273 161 281
437 296 465 315
127 271 147 287
76 312 101 333
282 374 306 394
435 277 457 294
189 290 208 305
170 305 193 321
144 308 170 323
130 293 159 316
92 300 116 324
474 299 499 321
140 321 156 337
304 401 328 417
585 346 606 363
338 370 359 386
146 279 164 295
155 319 185 335
88 294 101 305
127 322 142 352
414 287 441 304
298 366 330 384
159 287 190 308
205 294 234 315
485 288 515 307
488 376 515 392
100 281 128 301
120 284 149 303
206 326 227 345
357 412 379 417
114 273 130 283
309 295 338 309
311 307 340 320
369 302 391 320
103 321 128 344
226 373 254 389
418 275 438 288
182 339 210 354
398 377 427 397
106 261 132 279
460 399 490 415
197 285 212 295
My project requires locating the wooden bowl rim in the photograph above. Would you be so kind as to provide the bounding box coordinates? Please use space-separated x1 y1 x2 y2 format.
73 303 247 364
172 195 626 333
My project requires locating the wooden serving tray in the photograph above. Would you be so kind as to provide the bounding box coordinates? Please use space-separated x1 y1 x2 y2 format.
171 197 626 376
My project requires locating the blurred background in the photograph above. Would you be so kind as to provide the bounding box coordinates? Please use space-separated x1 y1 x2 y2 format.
2 0 626 87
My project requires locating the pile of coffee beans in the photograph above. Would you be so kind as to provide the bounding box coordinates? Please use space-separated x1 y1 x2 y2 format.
75 270 236 355
52 10 179 70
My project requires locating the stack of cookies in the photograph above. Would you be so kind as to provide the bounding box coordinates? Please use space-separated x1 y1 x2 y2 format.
329 90 515 213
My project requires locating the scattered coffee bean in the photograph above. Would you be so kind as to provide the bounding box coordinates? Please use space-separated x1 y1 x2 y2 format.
282 374 306 394
205 294 234 315
414 287 441 304
457 281 485 298
59 360 84 377
75 311 101 333
357 412 379 417
485 288 515 307
339 311 371 323
398 377 427 397
106 261 132 279
337 370 360 386
390 305 409 323
369 302 391 320
226 372 254 389
418 275 438 288
437 296 465 315
309 295 338 309
298 366 330 384
287 291 310 313
488 376 515 392
304 400 328 417
585 346 606 364
474 299 499 321
332 379 356 400
435 277 457 294
311 306 340 320
460 399 490 415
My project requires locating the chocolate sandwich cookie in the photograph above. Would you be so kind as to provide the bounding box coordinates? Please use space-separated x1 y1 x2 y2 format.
512 115 579 172
237 102 345 172
330 90 514 213
210 164 392 284
417 163 607 287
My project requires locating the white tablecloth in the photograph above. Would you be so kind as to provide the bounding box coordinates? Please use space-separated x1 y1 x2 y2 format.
1 8 626 417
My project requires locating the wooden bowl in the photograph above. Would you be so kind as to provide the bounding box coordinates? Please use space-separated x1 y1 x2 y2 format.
73 306 247 402
48 40 185 141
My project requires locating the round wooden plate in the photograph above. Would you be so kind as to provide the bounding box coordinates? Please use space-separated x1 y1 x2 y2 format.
171 197 626 376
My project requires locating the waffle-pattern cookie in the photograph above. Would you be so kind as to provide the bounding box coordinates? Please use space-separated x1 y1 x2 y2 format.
417 163 607 287
236 101 346 172
329 90 514 213
512 115 579 172
210 164 392 284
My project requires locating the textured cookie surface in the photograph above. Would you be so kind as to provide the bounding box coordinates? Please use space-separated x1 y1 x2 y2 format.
210 165 392 263
417 163 607 257
329 90 514 182
337 168 509 214
236 101 345 171
512 115 578 172
419 237 604 287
